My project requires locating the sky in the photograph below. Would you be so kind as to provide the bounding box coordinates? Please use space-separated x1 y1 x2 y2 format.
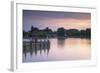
23 10 91 31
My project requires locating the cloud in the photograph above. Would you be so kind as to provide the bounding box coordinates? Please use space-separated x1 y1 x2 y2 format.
23 10 91 31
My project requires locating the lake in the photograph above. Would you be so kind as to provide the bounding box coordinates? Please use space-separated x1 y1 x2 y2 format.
23 38 91 62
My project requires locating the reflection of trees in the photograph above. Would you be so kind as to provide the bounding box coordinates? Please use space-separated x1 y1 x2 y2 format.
23 25 91 58
57 38 65 48
23 39 50 58
23 26 91 57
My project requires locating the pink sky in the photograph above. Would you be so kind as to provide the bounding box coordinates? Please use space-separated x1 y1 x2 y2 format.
23 10 91 31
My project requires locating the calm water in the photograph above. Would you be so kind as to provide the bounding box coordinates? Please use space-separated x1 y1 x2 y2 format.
23 38 91 62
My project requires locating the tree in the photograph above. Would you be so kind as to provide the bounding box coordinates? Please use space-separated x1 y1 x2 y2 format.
86 28 91 38
57 28 65 37
29 26 39 38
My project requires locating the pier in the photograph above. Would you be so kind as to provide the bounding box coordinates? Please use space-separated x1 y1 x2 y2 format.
23 39 50 57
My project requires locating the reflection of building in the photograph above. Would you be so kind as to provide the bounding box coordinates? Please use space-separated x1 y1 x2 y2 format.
23 39 50 57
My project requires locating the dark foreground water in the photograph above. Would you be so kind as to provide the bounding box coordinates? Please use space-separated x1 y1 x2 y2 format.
22 38 91 62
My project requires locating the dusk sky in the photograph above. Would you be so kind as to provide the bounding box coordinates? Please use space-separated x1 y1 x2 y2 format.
23 10 91 31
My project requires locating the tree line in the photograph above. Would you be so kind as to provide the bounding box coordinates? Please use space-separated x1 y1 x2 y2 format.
23 26 91 39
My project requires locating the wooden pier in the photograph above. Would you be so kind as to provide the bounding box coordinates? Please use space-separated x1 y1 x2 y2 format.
23 39 50 56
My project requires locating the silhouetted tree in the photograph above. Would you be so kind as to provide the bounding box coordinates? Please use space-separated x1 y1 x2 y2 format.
80 30 86 38
37 30 46 38
23 30 26 37
86 28 91 38
44 27 53 38
29 26 39 38
23 30 29 38
57 28 65 37
66 29 80 37
23 25 91 39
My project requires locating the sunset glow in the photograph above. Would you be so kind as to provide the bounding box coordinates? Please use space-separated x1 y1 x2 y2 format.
23 10 91 31
23 10 91 62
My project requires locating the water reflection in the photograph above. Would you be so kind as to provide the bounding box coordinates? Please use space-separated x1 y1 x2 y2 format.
23 39 50 58
57 37 65 48
23 38 91 62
